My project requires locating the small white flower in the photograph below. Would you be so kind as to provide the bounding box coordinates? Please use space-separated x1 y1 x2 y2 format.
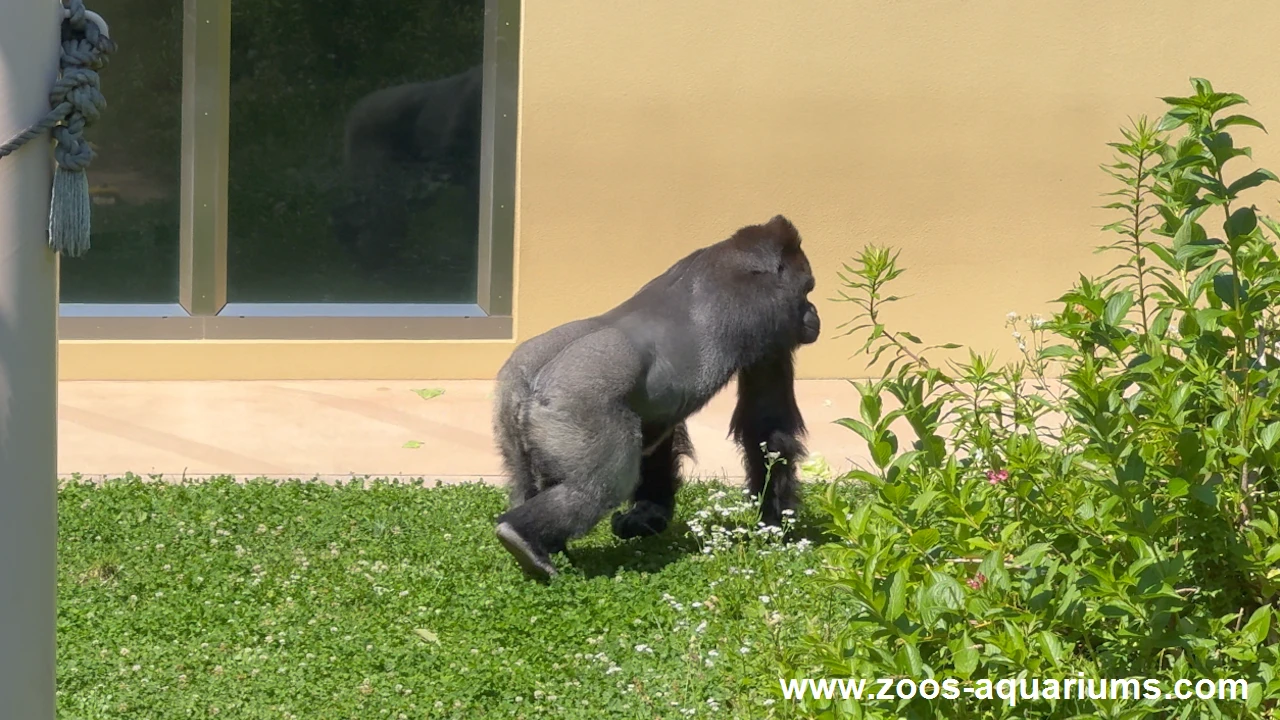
1007 311 1020 322
759 595 771 605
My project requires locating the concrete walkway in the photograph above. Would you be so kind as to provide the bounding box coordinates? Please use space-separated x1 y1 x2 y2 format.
58 380 875 483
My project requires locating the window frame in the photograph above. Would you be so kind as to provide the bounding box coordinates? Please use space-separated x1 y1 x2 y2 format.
59 0 518 341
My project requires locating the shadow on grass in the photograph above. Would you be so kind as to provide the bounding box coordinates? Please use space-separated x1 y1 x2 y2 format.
561 511 839 580
563 519 703 579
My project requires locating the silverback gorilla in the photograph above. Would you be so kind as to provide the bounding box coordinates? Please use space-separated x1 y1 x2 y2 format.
332 65 482 271
492 215 822 580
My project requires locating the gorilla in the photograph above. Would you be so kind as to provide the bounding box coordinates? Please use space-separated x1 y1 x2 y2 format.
331 64 483 271
492 215 822 580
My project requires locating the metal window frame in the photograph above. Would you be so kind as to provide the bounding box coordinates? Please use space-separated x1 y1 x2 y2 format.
59 0 518 341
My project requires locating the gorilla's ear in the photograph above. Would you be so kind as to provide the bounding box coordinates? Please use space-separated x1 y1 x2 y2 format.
764 214 801 249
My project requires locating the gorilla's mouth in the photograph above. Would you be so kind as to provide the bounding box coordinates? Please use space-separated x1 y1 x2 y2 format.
800 300 820 345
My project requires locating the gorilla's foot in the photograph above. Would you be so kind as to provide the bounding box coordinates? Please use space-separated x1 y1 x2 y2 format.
496 522 557 582
611 501 672 540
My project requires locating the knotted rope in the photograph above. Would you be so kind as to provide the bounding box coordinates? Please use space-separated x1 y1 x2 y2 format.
0 0 115 257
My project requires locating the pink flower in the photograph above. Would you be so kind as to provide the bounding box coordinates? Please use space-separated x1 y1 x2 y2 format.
966 573 987 590
986 469 1008 485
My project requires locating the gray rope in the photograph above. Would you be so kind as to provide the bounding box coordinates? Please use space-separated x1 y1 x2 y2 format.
0 0 115 257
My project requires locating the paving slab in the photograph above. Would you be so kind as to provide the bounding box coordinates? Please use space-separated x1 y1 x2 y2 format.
57 379 879 484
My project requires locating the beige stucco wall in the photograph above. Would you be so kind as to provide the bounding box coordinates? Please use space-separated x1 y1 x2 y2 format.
62 0 1280 380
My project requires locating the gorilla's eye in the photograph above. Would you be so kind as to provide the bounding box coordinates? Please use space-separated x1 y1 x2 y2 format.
776 260 786 274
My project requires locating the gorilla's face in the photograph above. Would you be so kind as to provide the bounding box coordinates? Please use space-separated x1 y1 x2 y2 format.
782 247 819 346
799 301 821 345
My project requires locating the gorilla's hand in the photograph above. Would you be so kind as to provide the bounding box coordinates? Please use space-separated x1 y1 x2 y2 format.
800 301 821 345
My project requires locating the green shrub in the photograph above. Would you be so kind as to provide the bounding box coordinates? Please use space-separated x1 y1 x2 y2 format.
779 79 1280 719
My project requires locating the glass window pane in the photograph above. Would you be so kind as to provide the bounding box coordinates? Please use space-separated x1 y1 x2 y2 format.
227 0 486 304
60 0 183 304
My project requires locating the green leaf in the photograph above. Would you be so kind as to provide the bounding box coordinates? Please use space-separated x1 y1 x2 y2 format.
1260 215 1280 241
1149 307 1174 338
835 418 875 443
1241 605 1273 646
412 388 445 401
1039 344 1076 359
870 438 897 469
1260 422 1280 451
1190 77 1214 97
899 642 923 678
1191 481 1217 506
1104 291 1134 326
886 570 907 620
1173 218 1207 250
860 392 882 425
1189 172 1229 196
1216 114 1267 133
953 647 979 678
402 440 423 449
1227 170 1278 196
1167 153 1211 172
1013 543 1052 568
1213 273 1246 306
929 572 966 611
1158 106 1198 132
1036 631 1065 667
909 528 940 552
1118 451 1147 483
1226 206 1258 239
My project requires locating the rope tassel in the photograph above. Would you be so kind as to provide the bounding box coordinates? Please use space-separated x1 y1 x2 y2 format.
0 0 114 257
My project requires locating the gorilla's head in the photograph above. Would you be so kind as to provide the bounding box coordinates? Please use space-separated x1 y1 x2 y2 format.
719 214 821 349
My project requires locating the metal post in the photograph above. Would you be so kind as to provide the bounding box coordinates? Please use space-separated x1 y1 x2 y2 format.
0 1 64 718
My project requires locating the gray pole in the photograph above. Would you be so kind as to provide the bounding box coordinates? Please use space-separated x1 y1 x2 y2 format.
0 1 64 718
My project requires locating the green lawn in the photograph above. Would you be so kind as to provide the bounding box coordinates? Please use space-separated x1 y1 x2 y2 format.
57 477 843 719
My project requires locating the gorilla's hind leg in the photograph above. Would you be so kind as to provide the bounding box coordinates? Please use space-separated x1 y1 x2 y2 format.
612 422 694 540
494 329 644 580
496 484 615 581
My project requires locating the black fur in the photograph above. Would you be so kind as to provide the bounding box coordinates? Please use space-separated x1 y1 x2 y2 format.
492 215 820 580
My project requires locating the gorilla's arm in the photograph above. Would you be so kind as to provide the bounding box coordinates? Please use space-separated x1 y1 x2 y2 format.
729 350 808 527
